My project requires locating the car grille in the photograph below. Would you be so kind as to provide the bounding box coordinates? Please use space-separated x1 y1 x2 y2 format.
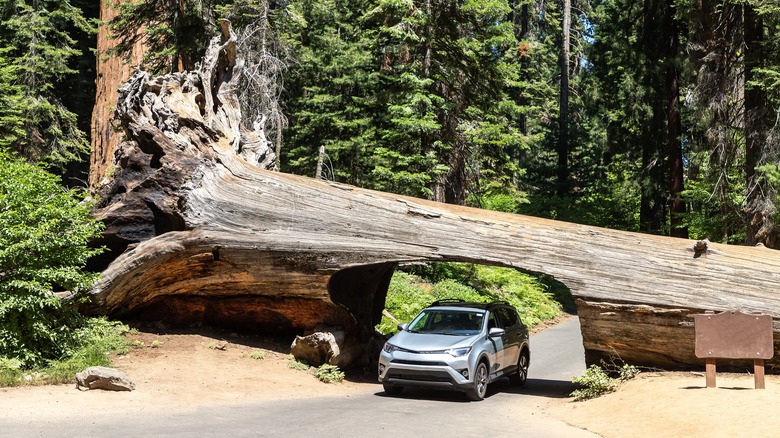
392 360 449 366
387 370 452 383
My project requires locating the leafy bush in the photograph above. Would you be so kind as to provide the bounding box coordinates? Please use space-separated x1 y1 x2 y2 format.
0 318 130 387
250 350 265 360
571 365 618 401
315 364 345 383
0 155 105 368
570 362 640 401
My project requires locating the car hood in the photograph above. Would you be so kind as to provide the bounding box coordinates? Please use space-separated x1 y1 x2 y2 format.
387 331 480 352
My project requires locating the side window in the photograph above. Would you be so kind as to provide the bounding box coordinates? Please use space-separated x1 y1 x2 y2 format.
487 312 500 330
496 307 518 329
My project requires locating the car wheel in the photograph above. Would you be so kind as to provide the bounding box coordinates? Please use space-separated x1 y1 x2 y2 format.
383 383 403 396
466 361 489 401
509 349 529 387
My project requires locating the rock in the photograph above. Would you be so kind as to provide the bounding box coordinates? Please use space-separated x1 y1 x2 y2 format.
291 330 344 367
75 366 135 391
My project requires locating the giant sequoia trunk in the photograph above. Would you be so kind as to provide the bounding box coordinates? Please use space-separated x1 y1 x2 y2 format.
90 21 780 371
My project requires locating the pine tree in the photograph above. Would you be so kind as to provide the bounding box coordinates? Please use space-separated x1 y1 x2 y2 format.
0 0 93 167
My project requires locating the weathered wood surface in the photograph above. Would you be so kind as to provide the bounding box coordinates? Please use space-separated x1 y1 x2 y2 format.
89 22 780 371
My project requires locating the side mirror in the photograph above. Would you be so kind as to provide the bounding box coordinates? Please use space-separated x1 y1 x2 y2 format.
397 323 408 332
489 327 505 337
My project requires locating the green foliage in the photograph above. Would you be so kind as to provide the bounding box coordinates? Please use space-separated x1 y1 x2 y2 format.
0 0 93 167
376 271 432 334
43 318 130 384
0 155 104 368
570 364 618 401
520 152 642 230
570 361 640 401
314 363 344 383
288 358 311 371
680 170 746 244
281 0 542 202
0 356 23 386
250 350 265 360
378 263 563 335
0 318 130 387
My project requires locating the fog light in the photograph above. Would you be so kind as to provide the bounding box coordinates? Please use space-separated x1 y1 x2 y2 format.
460 369 469 378
379 364 386 373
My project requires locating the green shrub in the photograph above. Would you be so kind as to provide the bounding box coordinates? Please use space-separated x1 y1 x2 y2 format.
571 365 618 401
250 350 265 360
288 358 310 371
315 364 345 383
570 362 640 401
0 357 23 386
0 155 105 368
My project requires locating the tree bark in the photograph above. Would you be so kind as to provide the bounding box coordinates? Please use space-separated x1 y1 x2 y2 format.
664 0 687 238
89 0 146 188
90 22 780 372
744 5 776 248
558 0 571 195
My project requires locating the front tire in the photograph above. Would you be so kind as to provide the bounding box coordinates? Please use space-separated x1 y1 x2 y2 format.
466 361 489 401
383 383 403 396
509 349 530 387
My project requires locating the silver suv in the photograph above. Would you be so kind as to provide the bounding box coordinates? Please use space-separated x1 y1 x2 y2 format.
378 299 530 401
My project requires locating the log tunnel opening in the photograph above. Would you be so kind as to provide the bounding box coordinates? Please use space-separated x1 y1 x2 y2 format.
327 262 398 341
327 260 578 368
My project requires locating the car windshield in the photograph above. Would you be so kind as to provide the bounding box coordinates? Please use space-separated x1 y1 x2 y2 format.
406 309 485 335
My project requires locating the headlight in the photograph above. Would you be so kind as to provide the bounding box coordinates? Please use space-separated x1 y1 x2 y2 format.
446 346 472 357
383 342 399 353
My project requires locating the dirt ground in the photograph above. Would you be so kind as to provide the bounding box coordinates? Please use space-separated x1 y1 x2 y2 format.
2 323 779 437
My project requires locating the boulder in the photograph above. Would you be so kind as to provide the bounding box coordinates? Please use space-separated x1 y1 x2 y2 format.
75 366 135 391
291 331 342 367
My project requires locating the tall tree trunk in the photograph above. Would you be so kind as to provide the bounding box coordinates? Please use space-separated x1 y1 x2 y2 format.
664 0 687 238
424 0 444 203
558 0 571 196
744 5 775 247
89 0 145 188
510 2 530 178
639 0 666 235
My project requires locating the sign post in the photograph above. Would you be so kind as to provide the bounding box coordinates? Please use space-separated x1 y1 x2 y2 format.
694 310 774 389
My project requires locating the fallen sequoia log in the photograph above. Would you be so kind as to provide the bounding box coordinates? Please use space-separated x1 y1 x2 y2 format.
89 21 780 371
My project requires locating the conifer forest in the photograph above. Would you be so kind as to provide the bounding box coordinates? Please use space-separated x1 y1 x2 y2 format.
2 0 780 247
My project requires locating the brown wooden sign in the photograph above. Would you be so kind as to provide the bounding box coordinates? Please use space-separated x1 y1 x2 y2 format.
695 311 773 359
694 311 775 389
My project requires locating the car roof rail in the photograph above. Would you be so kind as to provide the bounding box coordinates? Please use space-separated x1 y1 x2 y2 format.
430 298 465 306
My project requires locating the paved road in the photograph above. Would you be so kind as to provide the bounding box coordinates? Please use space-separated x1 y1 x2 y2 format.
4 318 597 437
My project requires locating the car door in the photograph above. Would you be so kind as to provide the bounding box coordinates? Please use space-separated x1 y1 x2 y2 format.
495 307 522 371
486 311 505 373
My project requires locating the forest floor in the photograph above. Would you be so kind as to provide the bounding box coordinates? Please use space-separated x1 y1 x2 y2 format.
1 322 779 437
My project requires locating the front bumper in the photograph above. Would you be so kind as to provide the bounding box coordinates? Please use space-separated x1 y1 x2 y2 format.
377 350 475 391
